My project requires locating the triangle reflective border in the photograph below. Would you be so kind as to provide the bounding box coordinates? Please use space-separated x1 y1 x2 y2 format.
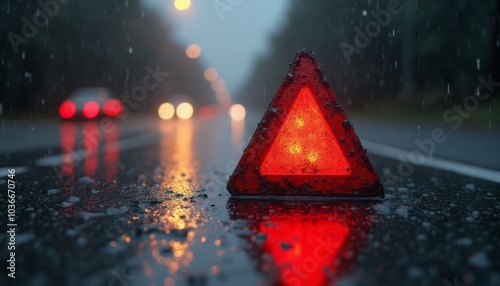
227 49 384 197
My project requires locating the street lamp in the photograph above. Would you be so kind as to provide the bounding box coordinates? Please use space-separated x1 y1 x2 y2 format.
174 0 191 11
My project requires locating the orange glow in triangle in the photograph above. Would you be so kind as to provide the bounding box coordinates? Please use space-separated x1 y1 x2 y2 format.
260 87 351 176
227 49 384 197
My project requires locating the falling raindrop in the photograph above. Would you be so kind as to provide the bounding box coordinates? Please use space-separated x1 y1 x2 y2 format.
362 10 367 16
128 46 133 54
476 58 480 70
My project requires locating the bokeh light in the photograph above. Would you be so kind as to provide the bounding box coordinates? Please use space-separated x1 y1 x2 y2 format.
210 78 226 92
59 101 76 119
103 99 122 117
83 101 100 119
204 67 218 81
158 102 175 120
229 104 246 121
176 102 194 119
289 143 302 155
186 44 201 59
174 0 191 11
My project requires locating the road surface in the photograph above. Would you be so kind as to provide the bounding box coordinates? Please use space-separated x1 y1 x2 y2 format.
0 113 499 286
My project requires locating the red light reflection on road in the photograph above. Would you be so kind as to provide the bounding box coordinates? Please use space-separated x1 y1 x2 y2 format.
59 120 120 181
83 122 99 177
60 122 77 178
260 219 348 285
104 121 120 182
228 200 376 285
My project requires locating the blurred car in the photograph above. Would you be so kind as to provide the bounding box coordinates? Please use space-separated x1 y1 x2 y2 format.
157 93 196 120
59 87 123 120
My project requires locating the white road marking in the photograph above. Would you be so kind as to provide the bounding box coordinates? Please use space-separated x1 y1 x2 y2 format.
0 166 28 178
361 139 500 184
35 132 161 167
21 128 500 184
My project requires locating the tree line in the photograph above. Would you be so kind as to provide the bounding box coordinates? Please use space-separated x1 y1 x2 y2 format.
238 0 500 112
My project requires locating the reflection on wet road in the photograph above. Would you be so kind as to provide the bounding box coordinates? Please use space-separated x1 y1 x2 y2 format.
1 114 499 286
228 200 377 285
145 120 200 281
60 120 121 181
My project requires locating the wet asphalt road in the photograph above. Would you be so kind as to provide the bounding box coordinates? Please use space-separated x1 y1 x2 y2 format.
0 114 499 286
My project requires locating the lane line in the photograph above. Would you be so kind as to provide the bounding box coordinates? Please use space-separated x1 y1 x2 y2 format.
35 132 161 167
0 166 28 178
361 139 500 184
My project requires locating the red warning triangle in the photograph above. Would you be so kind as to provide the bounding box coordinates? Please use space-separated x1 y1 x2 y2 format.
227 49 383 197
260 86 351 176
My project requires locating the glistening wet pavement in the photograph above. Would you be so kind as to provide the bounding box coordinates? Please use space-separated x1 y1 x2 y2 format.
0 115 499 286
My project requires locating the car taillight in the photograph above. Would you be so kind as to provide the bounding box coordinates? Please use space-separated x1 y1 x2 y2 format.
83 101 100 119
103 99 122 117
59 101 76 119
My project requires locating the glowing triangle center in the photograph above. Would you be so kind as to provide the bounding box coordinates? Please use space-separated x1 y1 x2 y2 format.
260 87 352 176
